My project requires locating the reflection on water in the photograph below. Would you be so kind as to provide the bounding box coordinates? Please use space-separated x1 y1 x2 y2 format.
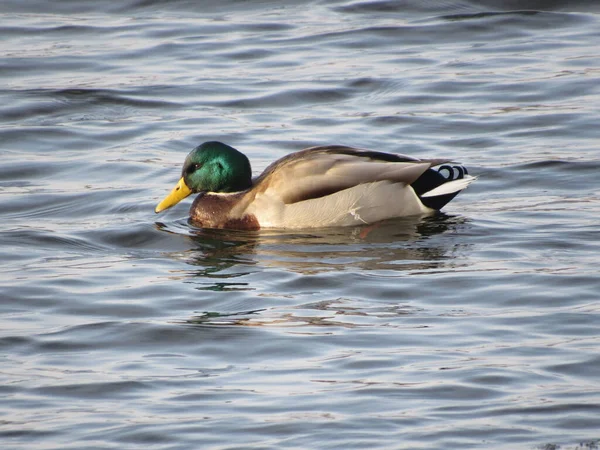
183 298 423 329
157 212 472 276
157 214 473 328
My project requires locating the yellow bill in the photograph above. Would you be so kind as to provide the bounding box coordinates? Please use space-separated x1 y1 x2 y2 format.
155 177 192 213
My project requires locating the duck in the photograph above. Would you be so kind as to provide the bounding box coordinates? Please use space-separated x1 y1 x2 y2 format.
155 141 476 230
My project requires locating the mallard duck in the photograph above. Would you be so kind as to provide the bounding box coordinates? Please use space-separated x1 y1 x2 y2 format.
155 141 475 230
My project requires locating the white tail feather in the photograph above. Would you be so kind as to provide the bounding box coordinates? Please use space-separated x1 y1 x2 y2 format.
421 175 477 198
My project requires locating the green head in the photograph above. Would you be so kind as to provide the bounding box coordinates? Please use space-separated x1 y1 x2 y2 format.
155 141 252 214
182 141 252 193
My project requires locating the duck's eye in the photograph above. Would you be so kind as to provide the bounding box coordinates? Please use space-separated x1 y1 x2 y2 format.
187 163 201 174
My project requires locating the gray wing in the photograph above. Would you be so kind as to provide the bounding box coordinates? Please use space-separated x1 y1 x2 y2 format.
254 146 449 204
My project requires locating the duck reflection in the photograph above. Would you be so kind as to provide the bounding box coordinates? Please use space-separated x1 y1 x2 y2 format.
157 212 470 276
157 213 472 328
183 299 423 329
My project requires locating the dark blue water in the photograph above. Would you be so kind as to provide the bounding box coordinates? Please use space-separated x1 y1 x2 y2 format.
2 1 600 449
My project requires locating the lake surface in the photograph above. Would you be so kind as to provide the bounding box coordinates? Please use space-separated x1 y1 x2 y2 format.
1 1 600 449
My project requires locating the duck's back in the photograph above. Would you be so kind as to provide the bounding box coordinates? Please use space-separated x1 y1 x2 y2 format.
252 146 448 205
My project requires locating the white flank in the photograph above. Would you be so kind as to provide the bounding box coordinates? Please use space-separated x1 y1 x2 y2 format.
421 175 477 198
250 181 431 229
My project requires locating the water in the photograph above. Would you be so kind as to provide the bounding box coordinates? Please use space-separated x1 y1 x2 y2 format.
2 1 600 449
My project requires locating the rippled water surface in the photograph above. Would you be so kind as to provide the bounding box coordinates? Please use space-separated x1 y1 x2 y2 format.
2 1 600 449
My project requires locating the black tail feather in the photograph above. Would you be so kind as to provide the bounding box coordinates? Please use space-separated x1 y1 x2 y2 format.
411 164 468 210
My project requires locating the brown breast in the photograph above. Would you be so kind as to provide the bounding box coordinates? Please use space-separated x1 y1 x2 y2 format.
189 192 260 230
